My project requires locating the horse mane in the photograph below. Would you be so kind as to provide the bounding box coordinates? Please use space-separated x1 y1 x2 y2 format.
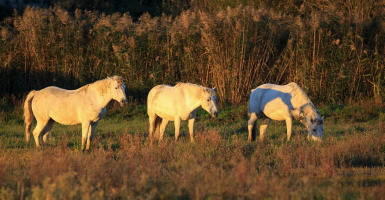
175 82 209 91
286 83 320 119
287 82 312 105
77 76 124 94
78 84 90 92
175 82 204 88
112 75 124 86
175 82 213 99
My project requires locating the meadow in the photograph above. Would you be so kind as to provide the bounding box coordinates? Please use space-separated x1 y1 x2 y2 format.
0 0 385 199
0 101 384 199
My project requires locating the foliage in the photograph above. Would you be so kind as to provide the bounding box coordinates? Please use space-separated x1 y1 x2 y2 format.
1 1 384 198
0 1 384 105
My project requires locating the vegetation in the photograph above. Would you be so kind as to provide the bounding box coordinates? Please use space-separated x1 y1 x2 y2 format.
0 0 384 105
0 103 384 199
0 0 385 199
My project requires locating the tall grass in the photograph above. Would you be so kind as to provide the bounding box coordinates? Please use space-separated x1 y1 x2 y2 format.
0 1 384 105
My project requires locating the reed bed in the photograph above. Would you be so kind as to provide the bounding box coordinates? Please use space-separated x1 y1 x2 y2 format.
0 0 384 105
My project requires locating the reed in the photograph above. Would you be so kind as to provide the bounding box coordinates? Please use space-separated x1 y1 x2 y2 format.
0 1 384 105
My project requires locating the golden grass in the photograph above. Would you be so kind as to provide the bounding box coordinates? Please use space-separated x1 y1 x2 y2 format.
0 103 384 199
0 2 384 105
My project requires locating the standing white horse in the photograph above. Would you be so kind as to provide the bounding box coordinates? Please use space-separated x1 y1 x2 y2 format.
147 83 218 142
247 82 323 141
24 76 127 151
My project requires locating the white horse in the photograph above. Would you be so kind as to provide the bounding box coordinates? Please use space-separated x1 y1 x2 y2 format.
23 76 127 151
247 82 323 141
147 83 218 142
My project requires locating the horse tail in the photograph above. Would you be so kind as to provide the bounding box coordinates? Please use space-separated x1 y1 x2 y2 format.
24 90 36 142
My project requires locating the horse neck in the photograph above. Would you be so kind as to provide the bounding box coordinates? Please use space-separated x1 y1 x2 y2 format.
291 87 309 106
184 84 204 110
301 103 319 122
87 79 113 107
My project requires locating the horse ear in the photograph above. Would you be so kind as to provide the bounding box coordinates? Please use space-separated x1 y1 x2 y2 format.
319 116 324 124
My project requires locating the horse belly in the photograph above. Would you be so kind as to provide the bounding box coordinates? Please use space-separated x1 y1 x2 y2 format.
150 99 178 121
50 112 81 125
264 110 287 121
48 100 83 125
154 110 176 121
263 100 289 121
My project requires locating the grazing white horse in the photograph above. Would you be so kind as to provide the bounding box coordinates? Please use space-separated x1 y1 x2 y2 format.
248 82 324 141
147 83 218 142
24 76 127 151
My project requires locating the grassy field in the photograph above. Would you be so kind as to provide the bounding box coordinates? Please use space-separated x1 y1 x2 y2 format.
0 101 384 199
1 1 384 199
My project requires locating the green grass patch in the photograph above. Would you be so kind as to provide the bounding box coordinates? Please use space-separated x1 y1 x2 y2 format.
0 103 384 199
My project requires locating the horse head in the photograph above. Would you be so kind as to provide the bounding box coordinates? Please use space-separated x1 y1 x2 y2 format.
109 76 127 106
201 87 218 118
308 116 324 141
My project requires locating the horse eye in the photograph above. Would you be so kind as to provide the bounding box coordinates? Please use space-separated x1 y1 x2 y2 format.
115 87 118 89
207 98 210 101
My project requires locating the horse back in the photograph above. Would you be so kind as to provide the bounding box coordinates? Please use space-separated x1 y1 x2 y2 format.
147 84 189 120
249 83 304 119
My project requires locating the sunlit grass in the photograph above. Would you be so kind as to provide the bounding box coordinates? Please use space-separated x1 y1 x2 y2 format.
0 104 384 199
1 3 384 105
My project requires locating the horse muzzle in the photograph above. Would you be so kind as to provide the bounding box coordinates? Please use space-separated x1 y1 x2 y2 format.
212 111 218 118
308 135 322 142
120 99 128 106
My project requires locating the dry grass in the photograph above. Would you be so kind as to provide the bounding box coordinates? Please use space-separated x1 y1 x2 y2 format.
0 2 384 198
0 2 384 105
1 130 384 199
0 104 384 199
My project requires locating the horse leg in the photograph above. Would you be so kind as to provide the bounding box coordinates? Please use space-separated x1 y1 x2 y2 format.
285 117 293 140
32 119 51 147
188 118 195 143
300 119 312 140
42 119 55 145
174 118 181 141
159 119 169 141
259 118 271 140
81 122 91 151
43 132 50 144
247 113 258 141
300 119 310 139
148 115 156 141
154 117 162 140
300 118 308 129
86 122 99 150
